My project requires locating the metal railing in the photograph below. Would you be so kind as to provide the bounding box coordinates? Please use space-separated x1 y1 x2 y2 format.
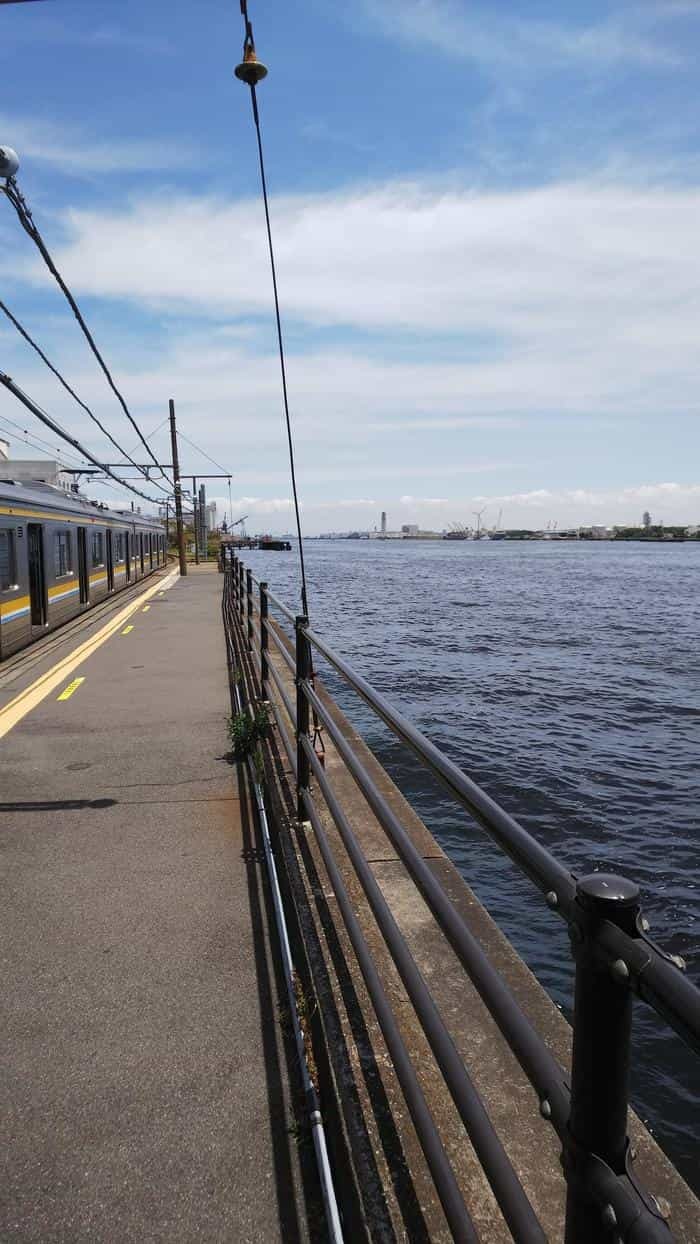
223 556 699 1243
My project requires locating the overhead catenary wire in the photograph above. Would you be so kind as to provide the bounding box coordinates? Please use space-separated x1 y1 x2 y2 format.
0 412 128 495
0 409 88 466
1 176 164 476
177 428 232 477
0 298 172 496
0 417 135 501
235 2 309 618
0 369 170 507
125 415 170 458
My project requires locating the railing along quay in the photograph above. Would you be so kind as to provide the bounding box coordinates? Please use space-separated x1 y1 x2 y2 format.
223 557 699 1244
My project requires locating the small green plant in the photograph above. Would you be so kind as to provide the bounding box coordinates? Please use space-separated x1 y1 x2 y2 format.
228 704 268 760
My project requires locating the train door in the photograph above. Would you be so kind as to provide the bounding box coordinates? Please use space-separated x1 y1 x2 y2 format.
139 533 145 574
149 533 154 569
27 524 47 627
106 530 114 591
77 527 89 603
125 531 131 583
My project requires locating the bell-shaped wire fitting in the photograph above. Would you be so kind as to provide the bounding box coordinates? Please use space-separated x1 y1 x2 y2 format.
234 42 268 86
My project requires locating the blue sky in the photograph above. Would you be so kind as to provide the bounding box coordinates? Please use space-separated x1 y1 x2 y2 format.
1 0 700 531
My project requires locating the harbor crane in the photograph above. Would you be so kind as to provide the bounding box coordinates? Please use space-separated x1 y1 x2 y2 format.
472 508 487 539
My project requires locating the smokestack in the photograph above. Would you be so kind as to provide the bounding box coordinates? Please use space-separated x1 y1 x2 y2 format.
381 510 387 535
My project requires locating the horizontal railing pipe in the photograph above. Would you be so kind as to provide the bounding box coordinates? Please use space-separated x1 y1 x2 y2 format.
264 586 298 625
301 786 479 1244
265 688 297 776
303 627 577 911
301 679 571 1133
301 734 547 1244
585 917 700 1056
265 657 296 726
262 617 296 673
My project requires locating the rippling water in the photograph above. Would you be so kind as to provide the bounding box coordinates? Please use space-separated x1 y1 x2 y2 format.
244 539 700 1191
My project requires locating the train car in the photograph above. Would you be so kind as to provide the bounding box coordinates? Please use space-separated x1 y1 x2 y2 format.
0 480 167 659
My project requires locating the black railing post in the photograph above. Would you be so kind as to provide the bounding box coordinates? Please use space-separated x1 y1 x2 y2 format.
260 582 269 687
564 873 640 1243
246 568 253 651
295 615 311 820
238 561 245 623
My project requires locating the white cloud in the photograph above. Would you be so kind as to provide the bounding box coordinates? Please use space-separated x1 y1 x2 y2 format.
8 177 700 425
0 113 197 175
3 173 700 530
360 1 684 72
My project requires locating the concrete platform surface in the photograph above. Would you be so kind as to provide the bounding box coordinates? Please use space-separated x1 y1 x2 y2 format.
1 569 315 1242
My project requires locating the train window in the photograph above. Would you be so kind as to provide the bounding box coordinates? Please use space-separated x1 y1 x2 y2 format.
91 531 104 567
54 531 72 577
0 530 16 590
115 532 124 562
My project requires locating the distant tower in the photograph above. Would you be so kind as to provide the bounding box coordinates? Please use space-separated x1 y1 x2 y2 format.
381 510 387 535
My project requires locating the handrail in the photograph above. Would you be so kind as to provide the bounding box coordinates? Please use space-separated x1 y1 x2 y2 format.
301 732 547 1243
302 679 570 1127
261 615 296 673
304 625 577 910
301 627 699 1054
223 560 691 1243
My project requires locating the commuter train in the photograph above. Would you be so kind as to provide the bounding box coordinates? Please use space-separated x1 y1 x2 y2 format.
0 479 167 659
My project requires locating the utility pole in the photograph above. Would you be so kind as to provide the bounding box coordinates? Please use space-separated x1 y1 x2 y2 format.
192 476 200 565
169 399 187 576
199 483 207 560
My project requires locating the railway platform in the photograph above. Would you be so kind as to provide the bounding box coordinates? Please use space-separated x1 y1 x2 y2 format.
1 567 316 1242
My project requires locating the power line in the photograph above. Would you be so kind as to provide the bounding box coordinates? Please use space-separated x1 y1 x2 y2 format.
1 175 164 475
125 415 169 457
0 410 87 466
0 369 171 506
0 417 133 500
0 298 172 496
177 428 232 476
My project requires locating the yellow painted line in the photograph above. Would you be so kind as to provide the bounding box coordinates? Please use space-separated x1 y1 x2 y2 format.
142 605 150 612
0 568 179 739
57 677 85 702
48 578 79 599
121 625 134 635
0 594 30 620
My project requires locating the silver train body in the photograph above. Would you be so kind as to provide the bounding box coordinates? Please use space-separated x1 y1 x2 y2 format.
0 480 167 659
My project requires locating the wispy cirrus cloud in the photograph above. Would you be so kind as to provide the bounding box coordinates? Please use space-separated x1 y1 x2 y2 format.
360 0 689 72
0 113 199 176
